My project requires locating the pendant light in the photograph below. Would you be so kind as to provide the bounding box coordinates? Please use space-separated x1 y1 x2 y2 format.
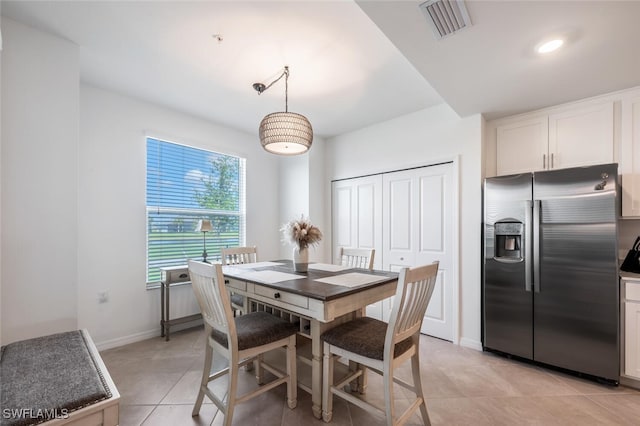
253 66 313 155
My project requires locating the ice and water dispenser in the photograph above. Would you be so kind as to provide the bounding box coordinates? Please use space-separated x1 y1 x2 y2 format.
494 221 523 261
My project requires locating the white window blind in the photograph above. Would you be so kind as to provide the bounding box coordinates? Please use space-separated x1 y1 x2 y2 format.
146 137 246 284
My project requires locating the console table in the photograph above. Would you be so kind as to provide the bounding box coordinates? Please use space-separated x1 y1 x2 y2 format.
159 265 201 341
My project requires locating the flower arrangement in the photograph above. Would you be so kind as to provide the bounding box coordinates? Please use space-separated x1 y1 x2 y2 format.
281 215 323 250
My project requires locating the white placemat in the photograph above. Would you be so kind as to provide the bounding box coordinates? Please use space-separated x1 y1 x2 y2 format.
314 272 387 288
226 261 284 269
307 263 351 272
242 270 305 284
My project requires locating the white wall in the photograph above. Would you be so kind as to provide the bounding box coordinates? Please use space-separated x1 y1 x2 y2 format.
279 154 309 260
325 104 484 349
79 85 281 347
277 137 328 262
1 18 79 343
308 137 329 262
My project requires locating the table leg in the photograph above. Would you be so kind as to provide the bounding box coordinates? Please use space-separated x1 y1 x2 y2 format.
165 282 171 341
160 283 165 338
311 311 366 419
310 319 323 419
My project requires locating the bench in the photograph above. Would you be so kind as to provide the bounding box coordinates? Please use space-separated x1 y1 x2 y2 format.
0 329 120 426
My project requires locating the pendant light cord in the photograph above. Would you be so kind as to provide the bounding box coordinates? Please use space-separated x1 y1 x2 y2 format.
285 66 289 112
254 66 290 112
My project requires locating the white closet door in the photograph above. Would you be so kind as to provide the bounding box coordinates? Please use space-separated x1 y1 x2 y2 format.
332 175 383 318
331 175 382 264
383 163 454 341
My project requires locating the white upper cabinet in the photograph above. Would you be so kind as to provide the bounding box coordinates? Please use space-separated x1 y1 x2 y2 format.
621 95 640 217
495 101 614 176
496 116 548 175
548 102 614 170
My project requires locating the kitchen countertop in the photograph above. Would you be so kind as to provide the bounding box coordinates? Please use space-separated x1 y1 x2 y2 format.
620 269 640 281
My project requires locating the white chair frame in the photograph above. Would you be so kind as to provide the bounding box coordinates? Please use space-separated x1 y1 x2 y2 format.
221 246 258 315
337 247 375 270
322 262 439 426
221 246 258 265
188 260 297 426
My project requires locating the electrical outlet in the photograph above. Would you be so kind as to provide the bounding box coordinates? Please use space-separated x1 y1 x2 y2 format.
98 291 109 303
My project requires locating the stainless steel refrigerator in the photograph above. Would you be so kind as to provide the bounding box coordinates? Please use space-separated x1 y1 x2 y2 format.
483 163 619 383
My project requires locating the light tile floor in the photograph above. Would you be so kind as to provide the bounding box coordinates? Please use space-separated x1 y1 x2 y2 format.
100 327 640 425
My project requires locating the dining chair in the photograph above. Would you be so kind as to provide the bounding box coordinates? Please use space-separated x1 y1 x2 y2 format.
188 260 298 426
337 247 375 270
221 246 258 315
321 261 439 425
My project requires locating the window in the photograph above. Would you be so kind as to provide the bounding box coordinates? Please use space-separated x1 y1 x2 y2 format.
146 137 246 284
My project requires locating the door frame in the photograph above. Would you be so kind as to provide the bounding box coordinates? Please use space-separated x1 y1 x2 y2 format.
330 157 460 345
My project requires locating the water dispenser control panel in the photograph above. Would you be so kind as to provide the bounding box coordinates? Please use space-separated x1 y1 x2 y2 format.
494 222 523 261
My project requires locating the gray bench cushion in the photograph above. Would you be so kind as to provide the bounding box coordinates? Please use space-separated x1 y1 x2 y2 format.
0 330 111 426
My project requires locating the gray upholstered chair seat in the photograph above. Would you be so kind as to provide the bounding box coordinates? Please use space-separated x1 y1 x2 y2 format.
212 311 298 351
230 293 244 307
321 317 412 360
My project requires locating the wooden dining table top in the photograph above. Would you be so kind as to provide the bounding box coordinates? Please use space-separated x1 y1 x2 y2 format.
221 259 398 302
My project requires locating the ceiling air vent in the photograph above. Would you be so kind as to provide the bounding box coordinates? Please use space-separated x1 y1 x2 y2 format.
419 0 472 40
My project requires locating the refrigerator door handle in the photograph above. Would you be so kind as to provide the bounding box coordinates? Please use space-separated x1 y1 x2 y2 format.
533 199 541 293
525 200 533 292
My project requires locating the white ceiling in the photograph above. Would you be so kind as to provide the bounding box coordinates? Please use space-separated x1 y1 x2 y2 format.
2 1 640 138
359 0 640 119
0 0 442 138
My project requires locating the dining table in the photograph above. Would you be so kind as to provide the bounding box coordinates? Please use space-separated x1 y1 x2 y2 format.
221 259 399 419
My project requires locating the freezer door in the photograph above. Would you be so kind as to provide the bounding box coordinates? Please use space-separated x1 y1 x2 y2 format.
533 164 619 381
483 173 533 359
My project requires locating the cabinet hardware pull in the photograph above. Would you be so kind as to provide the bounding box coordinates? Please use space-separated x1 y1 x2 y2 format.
551 153 554 169
543 154 546 169
179 273 188 279
274 292 281 299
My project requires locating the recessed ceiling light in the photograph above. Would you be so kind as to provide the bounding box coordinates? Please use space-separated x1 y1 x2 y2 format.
537 39 564 54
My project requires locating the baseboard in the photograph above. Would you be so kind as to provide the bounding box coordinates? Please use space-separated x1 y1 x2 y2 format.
95 329 159 351
459 337 482 351
620 375 640 390
94 318 203 351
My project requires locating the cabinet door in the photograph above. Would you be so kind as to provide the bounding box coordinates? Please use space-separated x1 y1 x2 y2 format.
622 96 640 217
625 300 640 379
496 117 548 175
548 102 614 170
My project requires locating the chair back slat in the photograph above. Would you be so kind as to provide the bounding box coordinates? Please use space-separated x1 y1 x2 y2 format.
221 246 258 265
188 260 235 341
385 262 439 350
337 247 375 270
